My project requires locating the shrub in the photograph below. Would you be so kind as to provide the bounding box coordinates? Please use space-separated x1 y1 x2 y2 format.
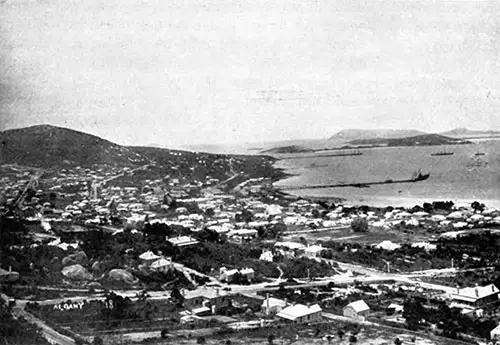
351 217 368 232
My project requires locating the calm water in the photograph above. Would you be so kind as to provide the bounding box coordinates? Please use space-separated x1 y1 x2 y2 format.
273 139 500 208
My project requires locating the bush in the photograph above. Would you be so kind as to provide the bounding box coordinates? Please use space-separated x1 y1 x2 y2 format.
351 217 368 232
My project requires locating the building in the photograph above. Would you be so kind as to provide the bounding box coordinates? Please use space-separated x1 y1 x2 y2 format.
167 236 199 248
450 284 499 311
276 304 322 324
182 287 231 313
219 267 255 283
304 245 325 258
490 324 500 340
343 300 371 321
150 258 172 272
262 297 287 316
138 251 160 263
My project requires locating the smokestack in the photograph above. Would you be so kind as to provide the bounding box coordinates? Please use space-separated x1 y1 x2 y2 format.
266 293 270 310
216 288 220 297
493 285 496 292
475 288 479 297
456 285 460 294
8 266 11 273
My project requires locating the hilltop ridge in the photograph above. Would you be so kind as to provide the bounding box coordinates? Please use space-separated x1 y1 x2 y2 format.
327 129 427 144
0 125 148 167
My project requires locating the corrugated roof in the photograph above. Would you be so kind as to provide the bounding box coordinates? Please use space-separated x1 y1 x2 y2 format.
277 304 322 320
345 300 370 313
451 284 499 302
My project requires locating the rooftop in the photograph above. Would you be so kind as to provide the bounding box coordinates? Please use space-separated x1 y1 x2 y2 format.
451 284 499 302
276 304 322 321
345 300 370 313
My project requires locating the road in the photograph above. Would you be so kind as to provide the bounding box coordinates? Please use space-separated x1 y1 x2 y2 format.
1 294 75 345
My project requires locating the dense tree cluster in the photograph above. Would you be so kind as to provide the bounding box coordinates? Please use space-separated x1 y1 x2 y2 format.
403 298 496 339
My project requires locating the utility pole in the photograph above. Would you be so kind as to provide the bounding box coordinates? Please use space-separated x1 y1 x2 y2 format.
384 261 390 273
451 258 454 269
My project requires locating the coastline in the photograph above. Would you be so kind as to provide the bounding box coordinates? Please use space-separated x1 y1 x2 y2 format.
279 189 500 209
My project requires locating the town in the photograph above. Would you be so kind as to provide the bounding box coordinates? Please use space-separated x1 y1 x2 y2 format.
2 146 500 345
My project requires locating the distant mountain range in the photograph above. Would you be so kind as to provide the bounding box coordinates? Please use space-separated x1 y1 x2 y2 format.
440 128 500 138
259 128 492 154
326 129 427 145
346 133 470 147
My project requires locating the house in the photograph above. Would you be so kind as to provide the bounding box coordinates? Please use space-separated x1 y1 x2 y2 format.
138 251 160 263
386 303 404 316
183 287 231 313
276 304 322 324
343 300 370 321
167 236 199 248
490 324 500 340
304 245 325 258
450 284 499 311
150 258 172 272
219 267 255 283
262 296 287 315
227 229 258 240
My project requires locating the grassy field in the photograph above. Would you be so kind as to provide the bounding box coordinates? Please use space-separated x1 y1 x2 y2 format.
160 326 462 345
284 226 434 246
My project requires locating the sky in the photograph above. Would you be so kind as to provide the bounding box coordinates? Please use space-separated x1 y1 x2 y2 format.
1 0 500 147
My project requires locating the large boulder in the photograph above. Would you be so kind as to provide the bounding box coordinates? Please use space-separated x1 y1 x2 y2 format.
62 251 88 267
61 264 93 280
108 269 138 285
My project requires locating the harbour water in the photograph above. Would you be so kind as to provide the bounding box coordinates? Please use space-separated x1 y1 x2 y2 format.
273 139 500 208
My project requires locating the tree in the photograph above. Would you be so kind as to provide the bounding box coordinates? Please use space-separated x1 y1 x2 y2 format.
161 328 169 338
337 329 345 339
403 298 426 330
197 336 206 344
471 201 485 213
349 335 357 343
394 338 402 345
92 336 104 345
171 286 184 307
351 217 368 232
268 334 275 344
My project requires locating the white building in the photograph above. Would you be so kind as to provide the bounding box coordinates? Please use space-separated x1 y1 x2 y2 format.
276 304 322 324
343 300 370 321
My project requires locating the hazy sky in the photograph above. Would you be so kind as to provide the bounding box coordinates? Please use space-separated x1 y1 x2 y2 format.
1 0 500 147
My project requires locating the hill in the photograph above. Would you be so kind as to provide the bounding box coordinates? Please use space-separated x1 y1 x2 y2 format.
327 129 427 145
440 128 500 138
0 125 148 167
260 145 314 154
0 125 285 183
346 133 471 147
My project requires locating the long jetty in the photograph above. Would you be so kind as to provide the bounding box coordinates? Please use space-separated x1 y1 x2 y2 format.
279 152 363 160
278 175 429 190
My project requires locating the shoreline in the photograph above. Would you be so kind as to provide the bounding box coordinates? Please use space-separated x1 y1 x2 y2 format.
280 189 500 209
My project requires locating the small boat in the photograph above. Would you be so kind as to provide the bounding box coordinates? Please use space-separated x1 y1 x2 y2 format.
431 151 454 156
475 153 485 156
